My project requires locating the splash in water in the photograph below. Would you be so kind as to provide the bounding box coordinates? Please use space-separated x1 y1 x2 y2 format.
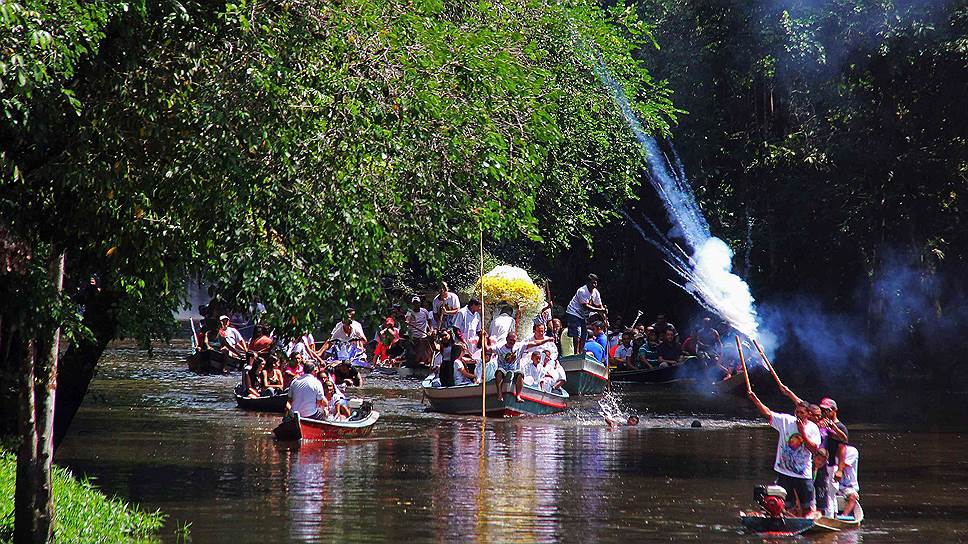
592 60 761 340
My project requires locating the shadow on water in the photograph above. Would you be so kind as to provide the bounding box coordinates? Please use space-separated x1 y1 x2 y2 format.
55 347 968 543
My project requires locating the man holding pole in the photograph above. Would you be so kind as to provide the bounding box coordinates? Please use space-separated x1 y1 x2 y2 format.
565 274 605 355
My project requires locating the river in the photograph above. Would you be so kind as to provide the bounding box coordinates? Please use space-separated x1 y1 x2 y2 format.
55 346 968 543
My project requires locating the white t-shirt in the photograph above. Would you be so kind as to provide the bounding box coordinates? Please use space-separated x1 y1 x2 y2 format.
522 333 558 362
489 313 515 345
331 321 365 343
542 361 566 389
288 334 316 358
222 326 244 347
839 446 860 492
289 374 325 417
406 308 433 339
523 360 545 387
453 359 473 386
565 285 602 319
770 412 821 479
613 343 632 362
432 292 460 316
495 342 521 372
453 307 482 348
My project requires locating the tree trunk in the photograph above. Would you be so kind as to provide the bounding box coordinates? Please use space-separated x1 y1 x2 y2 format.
14 338 38 543
14 249 65 544
53 288 118 450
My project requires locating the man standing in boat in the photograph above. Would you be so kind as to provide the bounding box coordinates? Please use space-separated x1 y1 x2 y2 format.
564 274 606 356
747 390 822 518
453 298 483 355
432 282 461 332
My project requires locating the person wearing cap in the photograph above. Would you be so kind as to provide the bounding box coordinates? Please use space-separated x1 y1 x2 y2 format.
564 274 606 355
218 315 248 360
405 296 435 366
453 298 483 354
432 282 461 331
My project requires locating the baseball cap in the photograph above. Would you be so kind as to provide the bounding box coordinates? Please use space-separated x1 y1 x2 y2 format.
219 315 230 321
819 398 838 411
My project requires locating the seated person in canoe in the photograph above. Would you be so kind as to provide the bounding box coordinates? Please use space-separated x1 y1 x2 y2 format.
286 361 326 420
240 354 264 398
249 325 275 354
610 331 635 370
656 328 683 367
218 315 248 361
283 353 304 388
330 359 363 388
540 349 567 393
322 378 352 421
290 332 324 365
494 331 524 402
583 332 606 364
262 355 285 395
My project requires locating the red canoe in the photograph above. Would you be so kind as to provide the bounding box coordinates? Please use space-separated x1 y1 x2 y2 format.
272 406 380 442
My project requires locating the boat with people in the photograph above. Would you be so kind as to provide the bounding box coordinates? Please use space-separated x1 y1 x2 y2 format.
559 353 609 395
421 377 568 417
235 390 289 413
187 349 242 374
272 400 380 442
738 485 866 536
610 356 706 384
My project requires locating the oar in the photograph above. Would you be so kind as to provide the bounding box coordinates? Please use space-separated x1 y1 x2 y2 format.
189 318 198 350
629 310 644 330
752 339 781 384
735 336 751 394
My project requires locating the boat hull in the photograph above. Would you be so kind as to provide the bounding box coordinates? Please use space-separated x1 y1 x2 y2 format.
236 391 289 413
187 350 242 374
813 502 864 532
611 357 706 384
421 378 568 417
273 410 380 442
559 354 609 395
739 512 815 536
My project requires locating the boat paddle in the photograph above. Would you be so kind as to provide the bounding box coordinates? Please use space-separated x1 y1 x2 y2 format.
751 339 781 385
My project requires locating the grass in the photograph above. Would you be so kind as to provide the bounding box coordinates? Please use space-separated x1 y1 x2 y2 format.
0 451 167 543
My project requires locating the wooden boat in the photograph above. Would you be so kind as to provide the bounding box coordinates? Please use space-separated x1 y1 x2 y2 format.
711 364 770 395
813 501 864 532
235 390 289 413
272 402 380 442
610 356 706 384
421 377 568 417
739 512 816 536
559 354 609 395
186 349 243 374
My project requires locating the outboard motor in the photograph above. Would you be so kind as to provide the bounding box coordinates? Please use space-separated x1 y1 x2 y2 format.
753 485 787 518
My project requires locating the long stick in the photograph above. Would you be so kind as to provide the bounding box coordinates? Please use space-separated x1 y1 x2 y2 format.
752 339 781 384
480 226 486 422
189 318 198 350
735 336 751 394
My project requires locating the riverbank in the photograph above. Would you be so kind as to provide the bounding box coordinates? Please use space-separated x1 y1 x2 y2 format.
0 450 169 543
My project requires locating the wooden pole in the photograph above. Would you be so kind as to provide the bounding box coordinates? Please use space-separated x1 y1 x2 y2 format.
480 226 486 422
752 339 781 384
735 336 751 394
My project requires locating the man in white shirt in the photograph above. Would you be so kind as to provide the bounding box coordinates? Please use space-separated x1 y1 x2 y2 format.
289 331 323 364
748 390 822 517
489 305 516 346
453 298 483 354
432 282 461 331
564 274 606 355
218 315 248 359
287 362 326 419
522 351 546 391
541 349 567 393
611 331 634 370
406 296 435 365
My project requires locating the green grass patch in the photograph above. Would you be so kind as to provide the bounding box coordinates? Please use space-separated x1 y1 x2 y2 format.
0 451 167 543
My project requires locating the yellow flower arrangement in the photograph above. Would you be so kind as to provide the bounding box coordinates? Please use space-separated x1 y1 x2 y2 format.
473 266 546 338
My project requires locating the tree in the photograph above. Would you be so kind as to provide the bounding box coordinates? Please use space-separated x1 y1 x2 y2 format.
1 0 674 538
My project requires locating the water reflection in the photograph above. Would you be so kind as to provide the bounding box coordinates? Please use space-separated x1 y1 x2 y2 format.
53 347 968 543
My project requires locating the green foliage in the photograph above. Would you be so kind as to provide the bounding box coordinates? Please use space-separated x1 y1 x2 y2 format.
0 451 167 543
635 0 967 300
0 0 675 337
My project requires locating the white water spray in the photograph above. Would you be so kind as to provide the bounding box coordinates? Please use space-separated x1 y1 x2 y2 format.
593 61 761 339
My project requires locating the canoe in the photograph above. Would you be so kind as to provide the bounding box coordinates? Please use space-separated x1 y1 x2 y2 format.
272 403 380 442
397 364 432 380
235 390 289 413
559 354 609 395
186 350 243 374
610 356 706 384
813 502 864 532
739 512 816 536
421 377 568 417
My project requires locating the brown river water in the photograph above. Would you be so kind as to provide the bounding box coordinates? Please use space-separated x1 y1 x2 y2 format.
56 347 968 543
